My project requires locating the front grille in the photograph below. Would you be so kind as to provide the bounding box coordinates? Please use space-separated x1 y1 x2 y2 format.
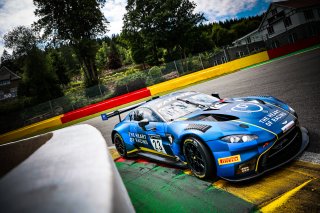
258 126 301 172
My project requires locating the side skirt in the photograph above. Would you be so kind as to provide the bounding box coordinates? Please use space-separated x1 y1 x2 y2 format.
136 151 188 169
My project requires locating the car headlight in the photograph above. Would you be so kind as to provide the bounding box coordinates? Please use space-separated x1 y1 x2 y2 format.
221 135 258 143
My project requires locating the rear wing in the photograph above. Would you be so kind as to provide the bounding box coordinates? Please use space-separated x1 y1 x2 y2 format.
101 96 159 122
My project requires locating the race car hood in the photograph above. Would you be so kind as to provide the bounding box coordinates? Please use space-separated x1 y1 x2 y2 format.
184 99 296 135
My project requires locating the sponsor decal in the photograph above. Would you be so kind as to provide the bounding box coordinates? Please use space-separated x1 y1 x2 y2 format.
101 113 108 121
281 120 295 133
218 155 241 165
129 132 148 144
259 110 287 127
231 103 263 113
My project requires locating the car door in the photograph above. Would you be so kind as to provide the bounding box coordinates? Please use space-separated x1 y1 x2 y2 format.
129 108 174 156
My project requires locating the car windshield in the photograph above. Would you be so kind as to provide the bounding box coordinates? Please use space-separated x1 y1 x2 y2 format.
157 100 200 121
187 93 219 105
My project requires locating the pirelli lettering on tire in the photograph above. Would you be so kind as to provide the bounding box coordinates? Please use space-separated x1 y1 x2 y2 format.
218 155 241 165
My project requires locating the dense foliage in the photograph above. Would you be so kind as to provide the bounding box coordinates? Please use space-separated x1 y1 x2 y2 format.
33 0 109 86
123 0 204 65
19 48 63 101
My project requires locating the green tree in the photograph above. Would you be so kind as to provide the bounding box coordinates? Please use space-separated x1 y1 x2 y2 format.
33 0 109 86
59 45 81 77
0 50 16 71
122 0 204 64
3 26 38 58
108 41 122 69
96 41 109 71
115 35 133 65
230 19 260 38
126 33 148 67
4 26 63 102
187 23 213 54
3 26 39 71
211 24 232 47
48 49 70 86
19 48 63 102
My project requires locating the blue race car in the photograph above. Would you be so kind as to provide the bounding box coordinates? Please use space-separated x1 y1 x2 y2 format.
109 91 309 181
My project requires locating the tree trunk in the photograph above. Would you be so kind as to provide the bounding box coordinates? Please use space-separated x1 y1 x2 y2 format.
183 49 189 72
82 56 98 86
73 40 99 87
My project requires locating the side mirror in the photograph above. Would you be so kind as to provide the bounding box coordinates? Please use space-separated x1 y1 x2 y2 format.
138 119 149 130
211 92 221 99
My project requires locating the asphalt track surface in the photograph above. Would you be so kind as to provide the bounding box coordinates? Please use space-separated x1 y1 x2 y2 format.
81 48 320 154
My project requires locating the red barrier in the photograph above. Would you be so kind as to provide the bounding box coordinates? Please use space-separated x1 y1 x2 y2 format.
61 88 151 123
267 35 320 59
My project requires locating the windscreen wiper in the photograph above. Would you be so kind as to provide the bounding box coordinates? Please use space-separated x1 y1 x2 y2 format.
177 98 207 109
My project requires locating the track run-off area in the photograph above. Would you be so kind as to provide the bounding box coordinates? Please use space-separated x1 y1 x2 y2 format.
82 47 320 212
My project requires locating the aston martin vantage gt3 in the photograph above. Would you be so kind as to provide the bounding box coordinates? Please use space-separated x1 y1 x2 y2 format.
108 91 309 181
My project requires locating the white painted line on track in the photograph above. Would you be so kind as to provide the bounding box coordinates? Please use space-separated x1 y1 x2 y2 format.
298 151 320 165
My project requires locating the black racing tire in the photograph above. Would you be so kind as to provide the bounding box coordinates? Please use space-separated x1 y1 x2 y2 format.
183 137 215 179
113 133 128 158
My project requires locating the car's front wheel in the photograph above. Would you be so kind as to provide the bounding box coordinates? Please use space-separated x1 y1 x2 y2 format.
183 137 215 179
113 133 128 157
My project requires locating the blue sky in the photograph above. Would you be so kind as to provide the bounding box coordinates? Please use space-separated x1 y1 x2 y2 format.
195 0 274 22
0 0 279 55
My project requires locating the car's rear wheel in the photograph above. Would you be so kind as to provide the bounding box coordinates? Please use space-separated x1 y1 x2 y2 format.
183 137 215 179
114 133 127 157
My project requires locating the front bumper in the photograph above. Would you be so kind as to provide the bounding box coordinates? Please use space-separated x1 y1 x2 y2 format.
221 126 309 182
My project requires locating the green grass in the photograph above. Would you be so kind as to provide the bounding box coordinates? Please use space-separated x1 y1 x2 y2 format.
116 160 256 212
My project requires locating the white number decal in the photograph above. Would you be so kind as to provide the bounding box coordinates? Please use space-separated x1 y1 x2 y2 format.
150 135 166 154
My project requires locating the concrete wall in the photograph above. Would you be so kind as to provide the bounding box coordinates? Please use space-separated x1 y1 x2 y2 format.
0 124 134 213
267 35 320 59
